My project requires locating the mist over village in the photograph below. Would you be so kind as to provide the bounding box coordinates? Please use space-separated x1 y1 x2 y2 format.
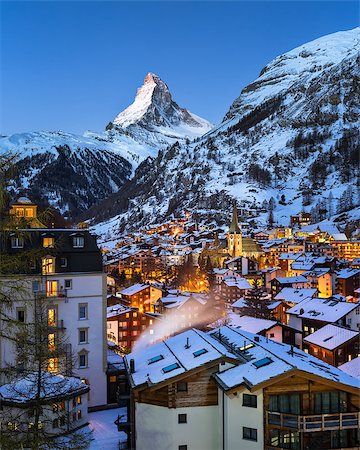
0 1 359 450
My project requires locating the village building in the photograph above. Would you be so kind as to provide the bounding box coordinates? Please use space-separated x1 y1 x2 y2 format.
122 327 360 450
336 268 360 297
303 324 359 366
118 283 163 313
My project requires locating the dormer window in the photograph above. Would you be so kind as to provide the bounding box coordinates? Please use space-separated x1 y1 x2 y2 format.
42 257 55 274
43 237 54 248
11 237 24 248
72 236 84 248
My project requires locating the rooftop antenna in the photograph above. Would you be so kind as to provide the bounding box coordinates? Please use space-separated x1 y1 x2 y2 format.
290 345 294 356
185 337 190 349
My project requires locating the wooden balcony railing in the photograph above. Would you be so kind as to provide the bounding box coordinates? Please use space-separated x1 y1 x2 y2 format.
267 411 359 432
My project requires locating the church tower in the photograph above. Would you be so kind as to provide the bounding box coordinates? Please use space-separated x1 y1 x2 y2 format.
228 204 242 257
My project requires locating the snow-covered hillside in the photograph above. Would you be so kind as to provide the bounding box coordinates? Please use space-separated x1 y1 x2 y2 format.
0 74 211 218
91 27 360 238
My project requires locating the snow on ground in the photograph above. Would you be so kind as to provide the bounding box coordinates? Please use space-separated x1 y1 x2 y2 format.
88 407 127 450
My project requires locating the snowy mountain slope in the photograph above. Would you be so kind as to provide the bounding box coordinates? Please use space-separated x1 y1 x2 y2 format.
108 73 213 146
90 27 360 239
0 74 212 218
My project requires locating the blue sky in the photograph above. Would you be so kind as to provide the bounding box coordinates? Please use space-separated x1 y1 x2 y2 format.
1 1 359 135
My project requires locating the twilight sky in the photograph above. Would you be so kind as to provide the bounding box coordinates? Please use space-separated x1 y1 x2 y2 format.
1 1 359 135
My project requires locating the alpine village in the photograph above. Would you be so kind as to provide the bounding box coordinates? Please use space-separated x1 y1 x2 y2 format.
1 25 360 450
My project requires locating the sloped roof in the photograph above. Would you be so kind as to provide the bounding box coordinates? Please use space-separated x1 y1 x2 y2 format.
304 324 359 350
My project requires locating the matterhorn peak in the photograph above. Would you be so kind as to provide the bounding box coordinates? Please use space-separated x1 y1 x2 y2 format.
110 73 212 141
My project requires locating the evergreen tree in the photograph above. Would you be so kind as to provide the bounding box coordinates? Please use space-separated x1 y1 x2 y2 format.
239 279 274 320
267 210 274 228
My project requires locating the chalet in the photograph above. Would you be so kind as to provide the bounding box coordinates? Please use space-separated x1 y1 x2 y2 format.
119 283 163 313
122 327 360 450
336 268 360 297
302 268 334 298
107 304 160 352
220 277 253 303
271 276 308 296
303 324 359 367
155 294 208 332
290 211 312 227
212 268 238 285
262 268 284 293
227 315 300 346
273 287 317 324
286 297 360 347
224 256 258 275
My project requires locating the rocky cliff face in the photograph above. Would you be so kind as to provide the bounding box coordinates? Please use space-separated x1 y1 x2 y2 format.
90 28 360 240
0 75 211 219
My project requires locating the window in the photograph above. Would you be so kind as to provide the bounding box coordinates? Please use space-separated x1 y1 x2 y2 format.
77 396 82 405
243 394 257 408
314 391 347 414
178 414 187 424
48 308 57 326
193 348 208 358
32 280 40 292
269 394 301 414
177 382 188 392
48 333 55 350
162 363 180 373
179 446 187 450
79 304 88 320
25 208 34 217
79 352 88 368
79 329 88 344
73 236 84 248
253 357 273 369
46 280 58 297
243 427 257 441
48 357 58 372
16 308 25 323
43 237 54 248
42 257 55 275
77 410 82 420
148 355 164 364
11 237 24 248
149 329 154 335
60 258 68 268
64 279 72 289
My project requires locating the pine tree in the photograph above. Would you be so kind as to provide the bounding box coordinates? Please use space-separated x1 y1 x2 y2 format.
239 279 274 320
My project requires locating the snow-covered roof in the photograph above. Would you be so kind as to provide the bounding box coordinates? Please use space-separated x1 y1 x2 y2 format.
223 277 253 290
274 287 317 304
120 283 150 296
339 357 360 379
107 304 132 319
107 350 125 369
275 276 308 284
212 327 359 392
125 328 235 388
304 324 359 350
229 315 278 334
0 372 88 404
336 268 360 279
232 298 246 308
287 297 358 322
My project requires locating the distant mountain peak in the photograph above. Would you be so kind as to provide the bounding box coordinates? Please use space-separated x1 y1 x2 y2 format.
110 73 212 140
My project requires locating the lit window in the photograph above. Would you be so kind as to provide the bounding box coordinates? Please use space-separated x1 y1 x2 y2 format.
43 237 54 248
25 208 34 218
11 237 24 248
48 309 56 326
46 280 58 297
48 333 56 351
42 257 55 275
73 236 84 248
48 358 57 372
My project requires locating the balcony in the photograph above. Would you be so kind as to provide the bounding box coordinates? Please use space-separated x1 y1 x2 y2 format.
267 411 359 432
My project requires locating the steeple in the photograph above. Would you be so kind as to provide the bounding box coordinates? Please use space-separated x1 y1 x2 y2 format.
229 204 241 234
227 203 242 258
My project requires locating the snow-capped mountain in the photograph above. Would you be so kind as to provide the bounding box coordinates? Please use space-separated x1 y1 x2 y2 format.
107 73 213 146
90 27 360 240
0 74 211 218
